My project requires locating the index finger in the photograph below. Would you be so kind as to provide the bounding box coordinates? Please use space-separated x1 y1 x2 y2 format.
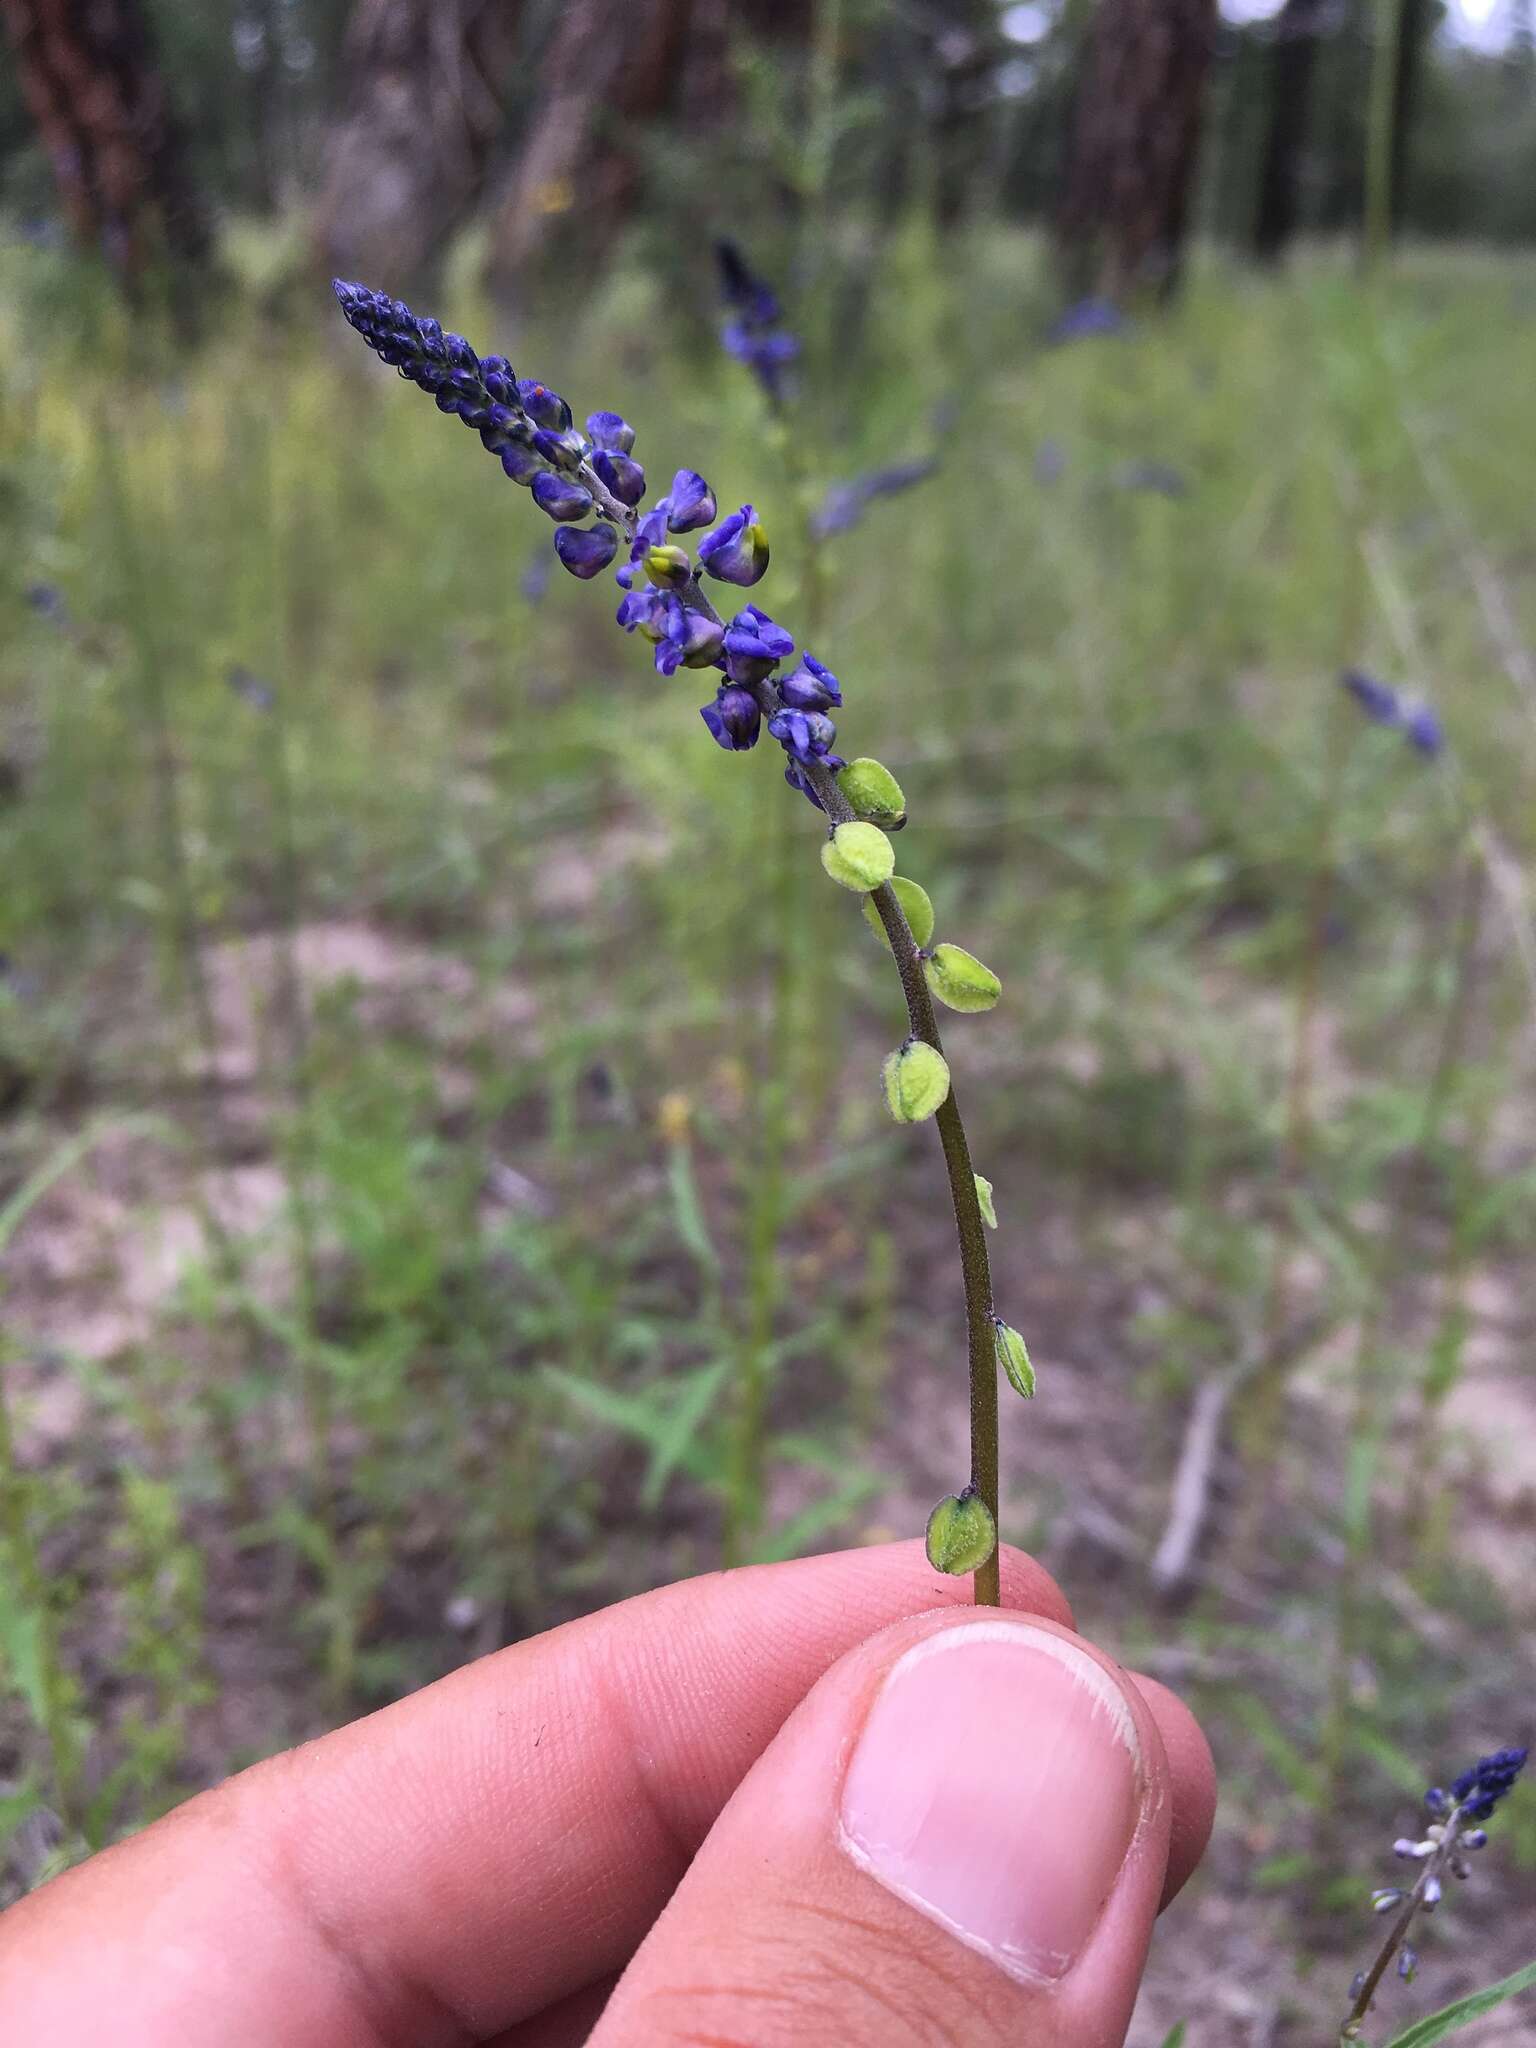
0 1541 1072 2046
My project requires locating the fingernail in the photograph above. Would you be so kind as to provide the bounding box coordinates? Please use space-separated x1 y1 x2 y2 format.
839 1620 1142 1983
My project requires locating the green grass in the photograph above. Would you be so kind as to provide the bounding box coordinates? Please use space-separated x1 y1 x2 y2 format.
0 224 1533 2030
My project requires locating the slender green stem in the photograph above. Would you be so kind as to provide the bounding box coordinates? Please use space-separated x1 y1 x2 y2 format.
802 761 1001 1607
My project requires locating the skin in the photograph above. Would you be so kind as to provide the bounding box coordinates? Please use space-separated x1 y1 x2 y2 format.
0 1541 1215 2047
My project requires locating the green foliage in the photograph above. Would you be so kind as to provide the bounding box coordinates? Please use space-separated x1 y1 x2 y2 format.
0 225 1532 2036
1383 1959 1536 2046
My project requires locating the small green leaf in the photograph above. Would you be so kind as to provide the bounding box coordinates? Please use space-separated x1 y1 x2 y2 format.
1158 2028 1187 2048
974 1174 997 1229
882 1040 950 1123
925 1488 997 1575
1384 1958 1536 2046
923 942 1001 1013
821 820 895 892
836 756 907 829
993 1318 1035 1398
862 875 935 949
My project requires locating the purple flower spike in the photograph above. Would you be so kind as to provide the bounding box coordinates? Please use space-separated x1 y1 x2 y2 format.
699 505 769 586
778 653 841 711
586 410 635 453
1342 668 1402 727
701 685 762 751
592 449 647 506
554 523 619 580
531 472 594 523
1404 703 1443 757
667 470 718 533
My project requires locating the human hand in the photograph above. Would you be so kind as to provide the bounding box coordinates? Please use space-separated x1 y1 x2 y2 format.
0 1541 1214 2046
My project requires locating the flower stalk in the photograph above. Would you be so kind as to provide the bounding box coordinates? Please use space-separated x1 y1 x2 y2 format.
331 280 1016 1602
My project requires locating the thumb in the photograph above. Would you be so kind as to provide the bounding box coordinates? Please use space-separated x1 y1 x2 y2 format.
590 1609 1195 2048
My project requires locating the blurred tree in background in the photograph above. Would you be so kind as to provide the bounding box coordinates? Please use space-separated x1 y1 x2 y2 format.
0 0 210 292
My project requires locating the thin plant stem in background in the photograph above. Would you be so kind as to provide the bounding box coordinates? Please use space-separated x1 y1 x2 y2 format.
1362 0 1407 271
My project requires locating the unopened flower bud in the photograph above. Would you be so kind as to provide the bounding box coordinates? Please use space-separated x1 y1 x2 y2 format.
645 544 693 589
554 523 619 579
531 472 594 523
925 1487 997 1576
924 943 1001 1014
518 379 572 431
592 449 647 506
993 1317 1035 1398
837 756 906 829
882 1039 950 1123
821 821 895 892
585 410 635 453
862 874 935 950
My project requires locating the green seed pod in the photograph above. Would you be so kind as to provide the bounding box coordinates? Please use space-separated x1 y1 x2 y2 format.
923 942 1002 1014
993 1317 1035 1399
925 1487 998 1576
821 820 895 893
862 875 935 950
974 1174 997 1229
836 757 907 831
882 1039 950 1123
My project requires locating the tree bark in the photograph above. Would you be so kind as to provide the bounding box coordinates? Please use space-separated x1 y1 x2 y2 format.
0 0 212 290
311 0 526 292
484 0 695 295
1252 0 1330 262
484 0 811 295
1054 0 1218 304
1389 0 1432 231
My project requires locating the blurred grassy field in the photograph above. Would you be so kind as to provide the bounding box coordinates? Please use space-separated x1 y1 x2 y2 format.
1 225 1534 2042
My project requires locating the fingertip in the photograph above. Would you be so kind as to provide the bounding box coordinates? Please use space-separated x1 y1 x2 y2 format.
1129 1672 1217 1907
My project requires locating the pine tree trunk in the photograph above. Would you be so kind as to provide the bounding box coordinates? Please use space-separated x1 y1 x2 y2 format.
0 0 212 291
1054 0 1218 303
311 0 525 292
484 0 696 296
1252 0 1329 262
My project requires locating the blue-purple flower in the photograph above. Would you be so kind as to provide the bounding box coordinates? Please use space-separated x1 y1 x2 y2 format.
778 654 841 712
723 605 794 684
699 506 769 587
701 684 762 751
1341 669 1444 759
666 470 718 534
715 239 800 405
